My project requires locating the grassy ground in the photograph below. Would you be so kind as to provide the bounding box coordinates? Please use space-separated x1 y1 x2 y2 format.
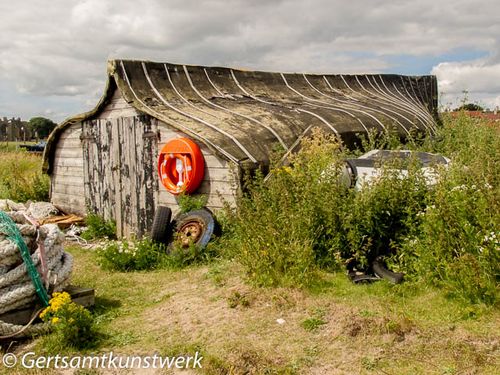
1 116 499 374
4 244 496 374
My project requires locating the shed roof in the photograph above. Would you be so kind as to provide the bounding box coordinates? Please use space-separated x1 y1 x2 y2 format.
44 59 438 173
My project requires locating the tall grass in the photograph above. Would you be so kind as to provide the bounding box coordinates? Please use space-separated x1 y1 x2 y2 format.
0 150 49 202
220 114 499 305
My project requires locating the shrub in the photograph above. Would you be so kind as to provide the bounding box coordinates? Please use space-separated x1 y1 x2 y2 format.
177 193 208 213
81 213 116 240
223 129 350 287
97 238 167 272
340 157 429 270
391 114 500 304
39 292 96 349
166 240 216 268
220 117 499 305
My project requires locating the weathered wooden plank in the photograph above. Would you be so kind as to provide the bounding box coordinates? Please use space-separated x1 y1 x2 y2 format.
203 167 234 182
128 117 138 237
53 158 84 168
53 156 83 163
156 178 238 198
52 165 84 177
101 119 114 223
158 190 236 208
119 118 131 237
55 138 82 148
52 175 85 187
96 90 139 119
135 116 146 237
54 148 83 158
98 107 139 119
51 182 85 196
57 124 82 140
111 118 123 238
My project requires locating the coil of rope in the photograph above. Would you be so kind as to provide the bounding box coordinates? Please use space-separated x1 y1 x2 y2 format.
0 210 73 338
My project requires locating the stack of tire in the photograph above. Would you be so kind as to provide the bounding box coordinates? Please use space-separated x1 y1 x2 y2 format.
150 206 217 250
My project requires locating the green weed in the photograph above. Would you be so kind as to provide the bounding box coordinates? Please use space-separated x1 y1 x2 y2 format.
218 116 499 305
177 193 208 213
96 238 167 272
81 212 116 240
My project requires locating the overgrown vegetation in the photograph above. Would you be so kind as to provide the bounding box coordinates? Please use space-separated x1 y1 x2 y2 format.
0 150 49 202
81 212 117 240
97 238 168 271
97 237 215 272
221 114 499 305
39 291 97 350
177 192 208 213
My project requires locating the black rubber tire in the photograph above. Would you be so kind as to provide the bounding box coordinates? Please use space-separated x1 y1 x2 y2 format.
168 208 216 250
150 206 172 244
372 257 404 284
348 271 381 284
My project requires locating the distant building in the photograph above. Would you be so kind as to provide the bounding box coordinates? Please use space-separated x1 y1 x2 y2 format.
0 117 32 141
448 110 500 125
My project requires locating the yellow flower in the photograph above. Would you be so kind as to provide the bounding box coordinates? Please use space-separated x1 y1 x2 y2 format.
39 308 48 319
51 317 60 324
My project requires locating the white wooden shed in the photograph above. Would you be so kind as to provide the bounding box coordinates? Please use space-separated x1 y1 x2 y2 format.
43 59 438 238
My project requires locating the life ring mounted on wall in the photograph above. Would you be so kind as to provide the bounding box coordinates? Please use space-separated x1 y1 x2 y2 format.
158 138 205 195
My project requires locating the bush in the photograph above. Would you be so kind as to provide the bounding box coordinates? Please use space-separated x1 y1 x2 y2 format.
220 117 499 305
97 238 167 272
0 151 49 202
340 157 429 270
167 240 217 268
81 213 116 240
223 129 350 287
392 114 500 304
177 193 208 213
40 292 96 349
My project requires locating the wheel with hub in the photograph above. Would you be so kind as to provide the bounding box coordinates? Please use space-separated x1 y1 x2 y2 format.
168 209 216 251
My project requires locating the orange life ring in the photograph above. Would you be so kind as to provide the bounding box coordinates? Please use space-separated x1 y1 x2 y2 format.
158 138 205 195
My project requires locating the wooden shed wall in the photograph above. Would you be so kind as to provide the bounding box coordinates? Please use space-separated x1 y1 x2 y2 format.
155 119 239 212
51 88 238 238
50 123 86 215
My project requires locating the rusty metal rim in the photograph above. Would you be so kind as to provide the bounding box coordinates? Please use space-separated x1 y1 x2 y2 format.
177 219 205 248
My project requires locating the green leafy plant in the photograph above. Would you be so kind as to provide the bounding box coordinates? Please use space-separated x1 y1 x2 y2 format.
227 291 250 308
301 317 327 332
222 128 349 287
39 292 96 349
81 213 116 240
96 238 167 272
177 193 208 213
166 236 218 268
389 113 500 304
218 116 499 305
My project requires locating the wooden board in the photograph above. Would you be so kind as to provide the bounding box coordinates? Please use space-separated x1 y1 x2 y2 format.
0 286 94 326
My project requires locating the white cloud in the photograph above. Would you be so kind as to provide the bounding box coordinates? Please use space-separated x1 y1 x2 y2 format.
432 56 500 110
0 0 499 120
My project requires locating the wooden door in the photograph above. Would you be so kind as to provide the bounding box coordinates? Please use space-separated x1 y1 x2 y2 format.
83 115 159 238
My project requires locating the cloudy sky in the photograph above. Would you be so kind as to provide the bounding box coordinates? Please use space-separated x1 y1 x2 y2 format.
1 0 499 122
